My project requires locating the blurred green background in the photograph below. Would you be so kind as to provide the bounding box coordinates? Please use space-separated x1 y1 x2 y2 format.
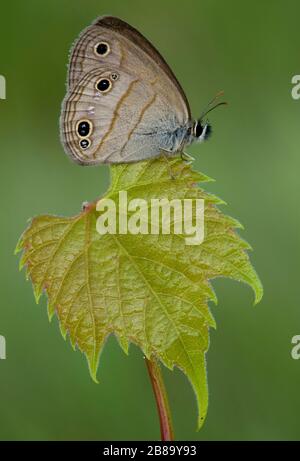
0 0 299 441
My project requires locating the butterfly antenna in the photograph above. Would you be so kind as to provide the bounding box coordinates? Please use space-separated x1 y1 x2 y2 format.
199 91 227 120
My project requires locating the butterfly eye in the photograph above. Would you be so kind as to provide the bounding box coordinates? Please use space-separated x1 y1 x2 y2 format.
193 121 203 138
96 78 112 93
76 120 93 138
94 42 110 57
79 139 91 150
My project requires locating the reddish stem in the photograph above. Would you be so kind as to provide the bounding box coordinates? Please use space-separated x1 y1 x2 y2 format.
145 357 174 441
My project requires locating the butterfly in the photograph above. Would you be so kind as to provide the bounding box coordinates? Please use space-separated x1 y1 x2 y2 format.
60 16 225 165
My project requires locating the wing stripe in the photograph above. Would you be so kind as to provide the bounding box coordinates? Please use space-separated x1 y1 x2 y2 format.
119 93 157 157
64 72 96 160
68 29 98 88
93 79 139 159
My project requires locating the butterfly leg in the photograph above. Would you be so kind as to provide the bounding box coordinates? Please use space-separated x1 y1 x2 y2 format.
160 150 177 180
181 151 195 164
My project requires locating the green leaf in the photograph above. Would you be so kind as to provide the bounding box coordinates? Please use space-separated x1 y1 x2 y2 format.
16 157 263 429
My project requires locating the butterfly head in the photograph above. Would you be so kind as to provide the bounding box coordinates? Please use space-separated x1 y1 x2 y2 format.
191 91 227 144
193 120 212 143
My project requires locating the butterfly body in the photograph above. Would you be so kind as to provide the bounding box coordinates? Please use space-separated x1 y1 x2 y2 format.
60 16 212 166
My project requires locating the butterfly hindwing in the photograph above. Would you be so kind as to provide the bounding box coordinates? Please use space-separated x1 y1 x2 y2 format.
61 67 181 164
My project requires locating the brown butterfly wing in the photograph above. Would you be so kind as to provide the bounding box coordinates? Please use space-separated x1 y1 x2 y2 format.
61 16 192 165
67 16 191 122
61 67 181 164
